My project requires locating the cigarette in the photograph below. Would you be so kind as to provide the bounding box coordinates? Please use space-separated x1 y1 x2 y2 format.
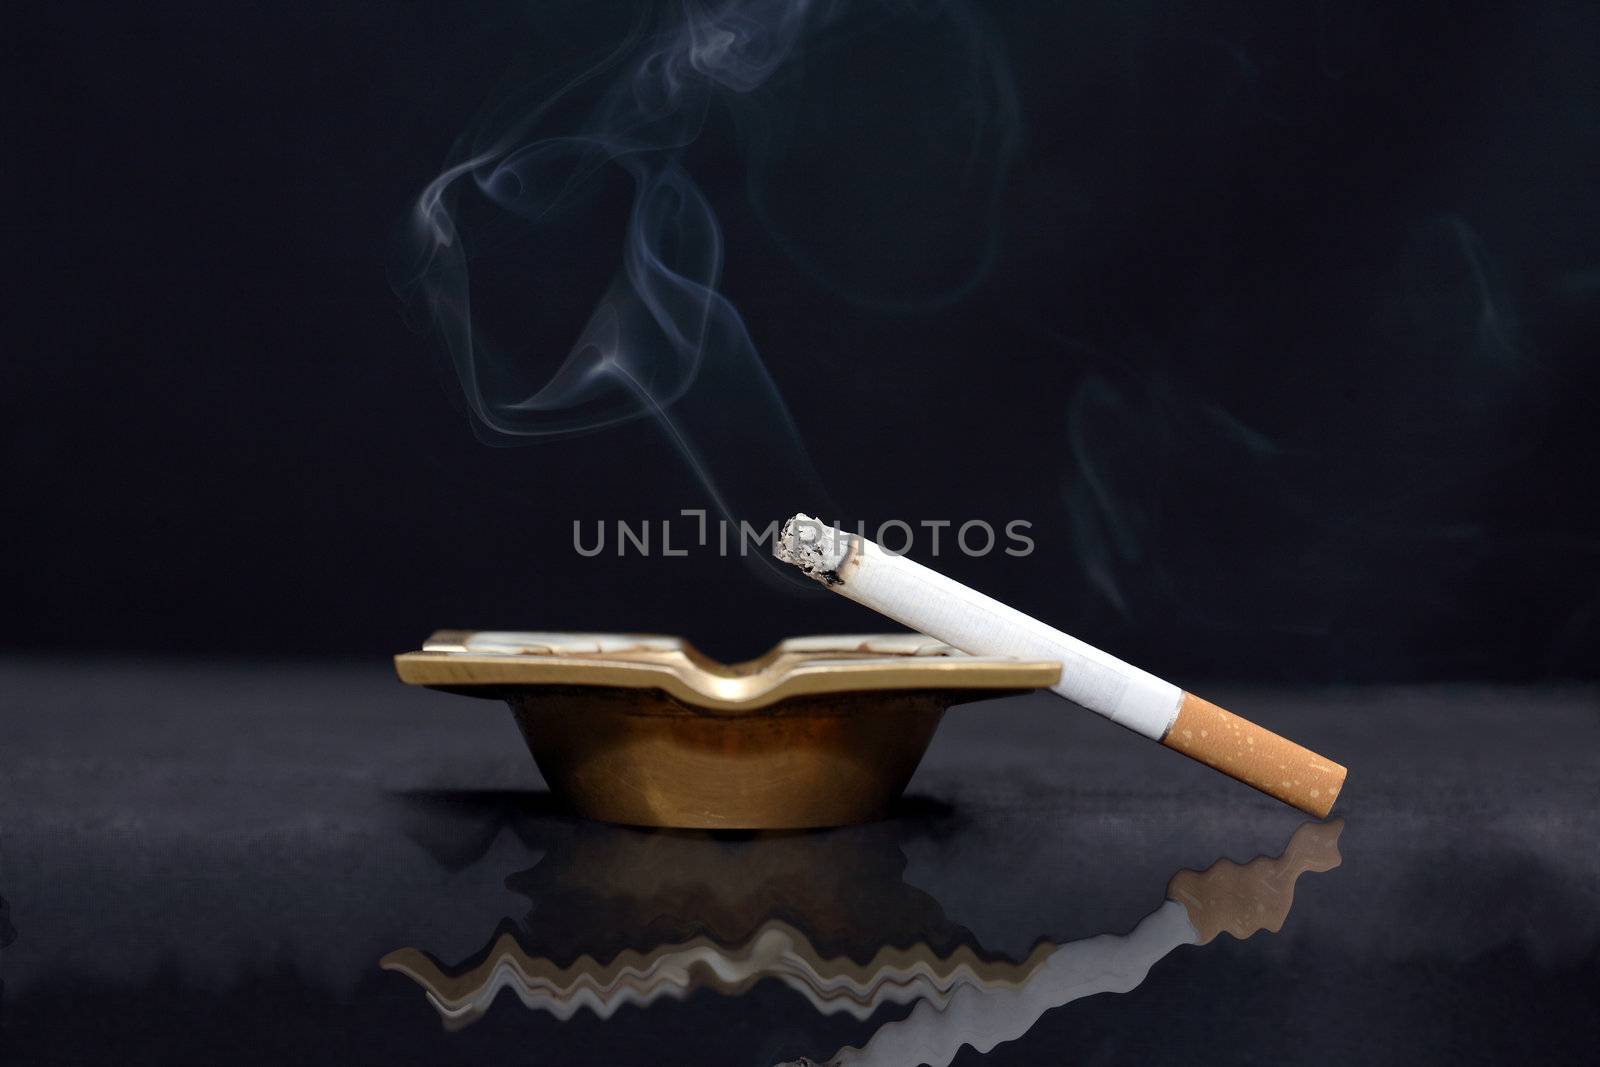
774 515 1346 817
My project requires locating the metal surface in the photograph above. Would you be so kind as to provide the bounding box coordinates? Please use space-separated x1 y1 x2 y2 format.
394 632 1061 828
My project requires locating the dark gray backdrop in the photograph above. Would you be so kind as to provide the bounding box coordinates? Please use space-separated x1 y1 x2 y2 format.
5 1 1597 680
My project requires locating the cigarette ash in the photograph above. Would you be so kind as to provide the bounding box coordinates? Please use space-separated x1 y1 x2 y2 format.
775 515 854 586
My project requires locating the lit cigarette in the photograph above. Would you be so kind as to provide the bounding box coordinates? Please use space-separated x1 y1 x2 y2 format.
774 515 1346 817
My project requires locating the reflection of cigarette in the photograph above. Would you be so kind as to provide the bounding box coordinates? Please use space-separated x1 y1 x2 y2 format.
775 515 1346 817
791 818 1344 1067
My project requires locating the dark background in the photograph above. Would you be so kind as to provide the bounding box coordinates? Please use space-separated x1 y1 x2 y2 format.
3 10 1598 1063
5 1 1598 681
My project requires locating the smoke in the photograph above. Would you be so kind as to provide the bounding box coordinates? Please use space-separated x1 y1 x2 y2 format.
387 1 823 597
394 1 1022 592
394 1 1018 593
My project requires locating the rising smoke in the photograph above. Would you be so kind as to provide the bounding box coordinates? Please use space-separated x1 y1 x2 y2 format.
395 1 1019 582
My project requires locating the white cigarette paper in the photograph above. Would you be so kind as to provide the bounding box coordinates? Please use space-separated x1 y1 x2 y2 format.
774 515 1180 740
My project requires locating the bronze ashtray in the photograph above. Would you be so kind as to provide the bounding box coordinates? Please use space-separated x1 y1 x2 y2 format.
395 631 1060 829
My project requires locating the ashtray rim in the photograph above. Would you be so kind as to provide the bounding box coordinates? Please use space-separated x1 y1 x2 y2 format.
394 630 1061 713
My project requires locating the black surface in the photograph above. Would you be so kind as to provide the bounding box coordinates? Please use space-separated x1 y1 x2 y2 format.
5 2 1599 676
2 660 1595 1064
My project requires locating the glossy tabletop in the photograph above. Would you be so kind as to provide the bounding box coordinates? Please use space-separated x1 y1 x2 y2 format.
1 659 1594 1064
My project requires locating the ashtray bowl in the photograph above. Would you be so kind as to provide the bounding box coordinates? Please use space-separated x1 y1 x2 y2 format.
395 631 1059 829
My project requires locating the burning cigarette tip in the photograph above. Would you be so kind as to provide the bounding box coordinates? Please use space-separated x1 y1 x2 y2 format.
775 514 854 586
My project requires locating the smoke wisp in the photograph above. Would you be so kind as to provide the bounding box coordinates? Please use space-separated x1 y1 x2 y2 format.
395 1 1021 588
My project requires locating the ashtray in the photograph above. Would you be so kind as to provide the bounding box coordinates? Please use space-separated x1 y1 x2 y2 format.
394 631 1060 829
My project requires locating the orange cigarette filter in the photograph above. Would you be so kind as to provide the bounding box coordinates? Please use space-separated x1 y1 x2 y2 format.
1163 693 1346 818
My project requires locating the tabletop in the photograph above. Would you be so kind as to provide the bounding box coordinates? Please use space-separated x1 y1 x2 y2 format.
1 658 1595 1064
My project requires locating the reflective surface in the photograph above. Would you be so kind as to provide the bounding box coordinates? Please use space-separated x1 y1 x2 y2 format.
1 661 1597 1063
381 819 1342 1065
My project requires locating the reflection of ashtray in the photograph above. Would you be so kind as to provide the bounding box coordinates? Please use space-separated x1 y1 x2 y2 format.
395 632 1059 829
381 813 1345 1060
